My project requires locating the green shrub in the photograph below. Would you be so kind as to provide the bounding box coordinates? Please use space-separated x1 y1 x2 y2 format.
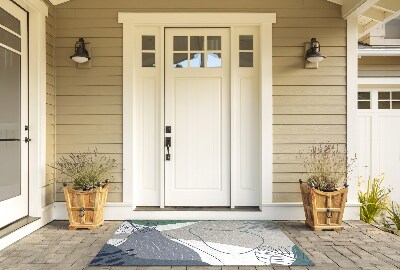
358 176 391 224
383 201 400 230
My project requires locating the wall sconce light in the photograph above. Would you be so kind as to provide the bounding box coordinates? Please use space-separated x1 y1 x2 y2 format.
305 38 326 69
70 38 91 64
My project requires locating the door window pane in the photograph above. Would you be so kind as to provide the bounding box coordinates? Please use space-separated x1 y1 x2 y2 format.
378 101 390 109
207 53 221 68
239 35 253 50
142 53 155 67
190 36 204 51
378 92 390 100
392 92 400 100
239 52 253 67
173 36 188 51
0 7 20 34
207 36 221 50
0 27 21 51
358 92 370 100
189 53 204 68
358 101 370 109
173 53 188 68
0 47 21 201
392 101 400 109
142 35 155 50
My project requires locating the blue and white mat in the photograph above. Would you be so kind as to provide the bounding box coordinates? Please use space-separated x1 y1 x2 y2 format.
90 220 314 266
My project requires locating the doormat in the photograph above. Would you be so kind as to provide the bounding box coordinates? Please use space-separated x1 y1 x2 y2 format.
90 220 314 266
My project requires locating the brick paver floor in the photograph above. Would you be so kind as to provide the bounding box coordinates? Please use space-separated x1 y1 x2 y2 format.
0 220 399 270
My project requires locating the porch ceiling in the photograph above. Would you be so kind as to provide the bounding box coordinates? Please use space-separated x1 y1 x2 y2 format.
326 0 400 40
48 0 399 42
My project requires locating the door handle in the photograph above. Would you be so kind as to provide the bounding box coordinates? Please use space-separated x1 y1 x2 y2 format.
0 139 20 142
165 137 171 161
24 137 31 143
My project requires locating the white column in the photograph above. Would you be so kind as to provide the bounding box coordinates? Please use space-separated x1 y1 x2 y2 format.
346 16 360 205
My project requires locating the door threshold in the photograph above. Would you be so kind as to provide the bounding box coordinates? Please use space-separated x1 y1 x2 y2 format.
135 206 261 212
0 216 40 240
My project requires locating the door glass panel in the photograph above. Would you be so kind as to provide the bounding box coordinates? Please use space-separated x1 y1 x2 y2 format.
392 101 400 109
378 101 390 109
189 53 204 68
358 101 370 109
190 36 204 51
239 35 253 50
207 36 221 50
392 92 400 100
173 36 188 51
0 27 21 51
358 92 370 100
173 53 188 68
378 92 390 100
142 52 155 67
239 52 253 67
0 46 21 202
142 35 155 50
0 7 20 34
207 53 221 68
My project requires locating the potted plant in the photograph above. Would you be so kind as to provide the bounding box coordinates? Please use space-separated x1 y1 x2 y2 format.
298 144 355 231
51 149 117 230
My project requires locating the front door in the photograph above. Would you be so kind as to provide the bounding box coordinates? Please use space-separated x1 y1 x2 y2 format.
0 0 28 228
358 90 400 202
164 28 230 206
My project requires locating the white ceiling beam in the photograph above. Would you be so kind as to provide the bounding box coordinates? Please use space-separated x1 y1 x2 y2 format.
342 0 380 19
361 8 387 22
47 0 70 5
326 0 343 5
374 0 400 12
359 9 400 36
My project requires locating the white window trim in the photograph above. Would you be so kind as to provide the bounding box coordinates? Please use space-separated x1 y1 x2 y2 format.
118 13 276 209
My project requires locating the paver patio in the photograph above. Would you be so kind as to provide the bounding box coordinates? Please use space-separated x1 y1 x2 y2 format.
0 220 399 270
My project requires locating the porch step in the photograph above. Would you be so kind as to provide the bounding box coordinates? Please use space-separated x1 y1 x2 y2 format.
0 217 40 240
135 206 261 212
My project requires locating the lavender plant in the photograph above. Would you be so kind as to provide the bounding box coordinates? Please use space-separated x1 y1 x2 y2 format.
50 148 117 190
299 144 356 191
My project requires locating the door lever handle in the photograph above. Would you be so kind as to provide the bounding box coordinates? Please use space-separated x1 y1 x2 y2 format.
165 137 171 161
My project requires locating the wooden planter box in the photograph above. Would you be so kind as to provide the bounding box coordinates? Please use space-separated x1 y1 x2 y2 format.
300 182 348 231
63 184 109 230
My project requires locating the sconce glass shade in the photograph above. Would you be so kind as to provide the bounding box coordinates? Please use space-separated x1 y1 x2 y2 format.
306 38 326 63
70 38 91 64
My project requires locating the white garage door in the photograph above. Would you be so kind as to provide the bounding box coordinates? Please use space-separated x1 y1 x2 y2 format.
358 89 400 203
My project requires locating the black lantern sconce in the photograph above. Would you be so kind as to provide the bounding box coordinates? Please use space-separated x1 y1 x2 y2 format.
305 38 326 69
70 38 91 64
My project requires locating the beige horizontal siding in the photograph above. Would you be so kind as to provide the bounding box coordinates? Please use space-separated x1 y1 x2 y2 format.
359 56 400 77
55 0 346 203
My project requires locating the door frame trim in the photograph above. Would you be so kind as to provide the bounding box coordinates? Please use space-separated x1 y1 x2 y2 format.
119 13 276 210
12 0 48 218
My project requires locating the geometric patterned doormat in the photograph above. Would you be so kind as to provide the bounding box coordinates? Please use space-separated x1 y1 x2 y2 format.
90 220 314 266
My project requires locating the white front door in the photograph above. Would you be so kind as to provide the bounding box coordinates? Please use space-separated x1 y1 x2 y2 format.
358 90 400 203
164 28 230 206
0 0 29 228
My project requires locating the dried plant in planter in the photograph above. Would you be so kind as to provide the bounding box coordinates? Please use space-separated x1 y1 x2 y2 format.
299 144 356 191
50 148 117 190
50 149 117 230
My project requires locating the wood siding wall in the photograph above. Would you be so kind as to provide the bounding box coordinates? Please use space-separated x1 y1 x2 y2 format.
359 56 400 77
54 0 347 203
45 1 56 206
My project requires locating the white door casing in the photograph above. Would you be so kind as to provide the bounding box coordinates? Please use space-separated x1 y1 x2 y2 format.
0 0 29 228
164 28 230 206
119 13 275 210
